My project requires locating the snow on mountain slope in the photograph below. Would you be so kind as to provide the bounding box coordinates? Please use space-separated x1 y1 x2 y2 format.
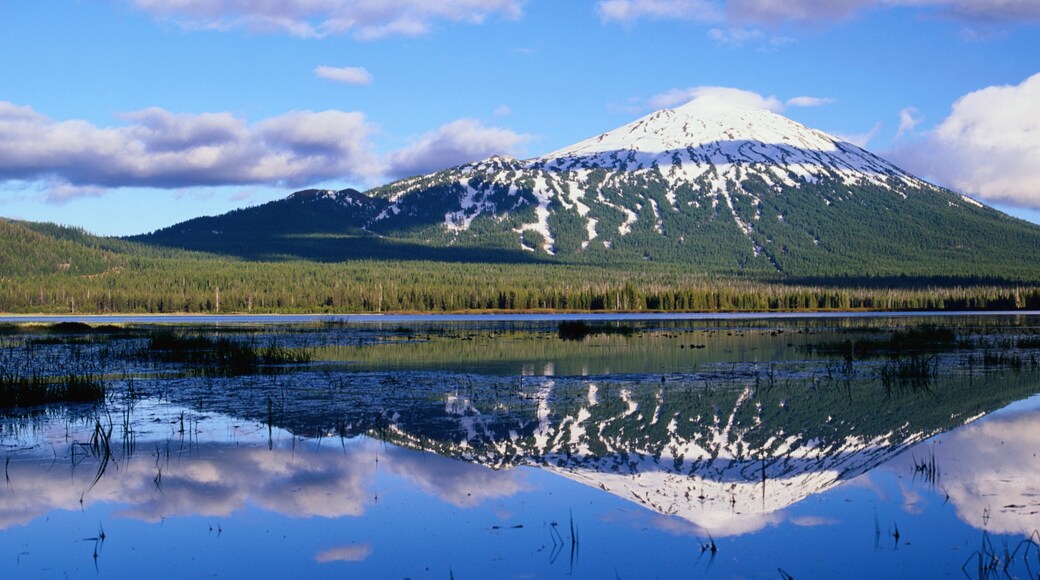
366 94 945 262
540 96 925 192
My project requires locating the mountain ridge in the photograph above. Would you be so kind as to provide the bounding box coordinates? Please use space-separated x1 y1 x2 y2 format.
132 97 1040 280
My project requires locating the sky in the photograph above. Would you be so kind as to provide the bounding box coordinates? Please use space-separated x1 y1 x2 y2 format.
1 0 1039 236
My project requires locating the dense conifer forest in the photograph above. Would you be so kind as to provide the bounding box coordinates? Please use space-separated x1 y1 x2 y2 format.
3 218 1039 314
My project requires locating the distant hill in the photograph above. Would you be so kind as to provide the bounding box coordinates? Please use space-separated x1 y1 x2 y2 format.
132 97 1040 282
0 219 125 277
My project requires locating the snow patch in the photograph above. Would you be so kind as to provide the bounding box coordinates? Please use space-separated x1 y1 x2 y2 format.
960 195 984 208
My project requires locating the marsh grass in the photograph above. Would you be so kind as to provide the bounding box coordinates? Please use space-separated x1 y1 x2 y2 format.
0 372 105 408
878 356 938 393
912 448 940 486
962 529 1040 578
143 331 310 375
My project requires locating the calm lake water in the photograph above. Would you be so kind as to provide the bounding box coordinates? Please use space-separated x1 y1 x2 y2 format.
2 314 1040 578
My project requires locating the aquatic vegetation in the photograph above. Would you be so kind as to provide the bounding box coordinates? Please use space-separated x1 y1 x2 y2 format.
878 355 938 393
557 320 634 340
806 323 961 360
142 330 311 375
0 372 105 408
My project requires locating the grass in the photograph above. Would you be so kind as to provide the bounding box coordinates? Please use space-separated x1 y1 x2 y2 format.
912 447 940 486
0 372 106 408
143 330 311 375
878 355 938 393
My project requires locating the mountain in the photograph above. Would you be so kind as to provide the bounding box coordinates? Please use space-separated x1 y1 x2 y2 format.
134 96 1040 280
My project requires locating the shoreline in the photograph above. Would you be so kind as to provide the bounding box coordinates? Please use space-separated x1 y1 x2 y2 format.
3 310 1040 325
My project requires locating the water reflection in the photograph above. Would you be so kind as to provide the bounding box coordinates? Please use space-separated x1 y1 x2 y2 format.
886 397 1040 537
3 316 1040 577
0 402 530 532
6 378 1036 543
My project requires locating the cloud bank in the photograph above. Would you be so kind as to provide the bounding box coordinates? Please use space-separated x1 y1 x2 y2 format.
0 103 379 191
129 0 523 39
890 73 1040 208
0 102 529 202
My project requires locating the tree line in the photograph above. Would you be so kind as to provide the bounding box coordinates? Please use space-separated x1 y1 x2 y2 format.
3 255 1039 314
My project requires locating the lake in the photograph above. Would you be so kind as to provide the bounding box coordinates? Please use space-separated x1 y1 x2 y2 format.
1 314 1039 578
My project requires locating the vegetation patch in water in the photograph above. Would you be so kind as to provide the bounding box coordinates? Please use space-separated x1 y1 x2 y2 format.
143 330 311 375
878 355 939 393
809 324 961 360
558 321 634 341
0 372 105 408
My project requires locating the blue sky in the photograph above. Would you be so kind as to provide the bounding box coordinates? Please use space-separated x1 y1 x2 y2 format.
2 0 1039 235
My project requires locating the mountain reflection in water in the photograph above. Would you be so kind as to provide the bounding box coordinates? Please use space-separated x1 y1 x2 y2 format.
2 316 1040 577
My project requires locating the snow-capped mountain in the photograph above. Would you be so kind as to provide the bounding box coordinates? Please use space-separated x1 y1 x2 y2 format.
371 96 931 258
136 95 1040 278
541 96 917 185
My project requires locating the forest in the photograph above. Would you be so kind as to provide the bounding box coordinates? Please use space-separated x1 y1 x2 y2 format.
2 217 1039 314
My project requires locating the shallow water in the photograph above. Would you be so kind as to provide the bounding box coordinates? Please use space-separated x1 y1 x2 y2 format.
2 315 1040 578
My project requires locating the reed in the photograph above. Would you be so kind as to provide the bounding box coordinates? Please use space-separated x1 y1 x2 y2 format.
143 330 311 375
0 372 105 408
878 356 937 393
911 448 940 486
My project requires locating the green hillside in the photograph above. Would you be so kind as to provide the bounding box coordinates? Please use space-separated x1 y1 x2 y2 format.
0 219 125 277
129 175 1040 282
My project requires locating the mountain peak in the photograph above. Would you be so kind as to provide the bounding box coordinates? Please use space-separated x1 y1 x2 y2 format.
535 97 920 196
545 97 849 159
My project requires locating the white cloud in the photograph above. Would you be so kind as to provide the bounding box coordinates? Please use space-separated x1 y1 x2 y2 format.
707 26 764 45
647 86 784 112
315 65 373 85
0 102 380 196
129 0 524 39
386 118 531 178
833 122 882 148
889 73 1040 208
598 0 1040 25
598 0 721 22
708 26 795 47
645 87 832 114
895 106 922 138
786 96 835 108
